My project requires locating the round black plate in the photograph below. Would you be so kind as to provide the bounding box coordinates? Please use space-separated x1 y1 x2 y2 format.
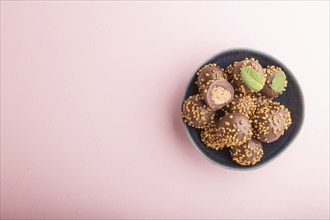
182 48 304 170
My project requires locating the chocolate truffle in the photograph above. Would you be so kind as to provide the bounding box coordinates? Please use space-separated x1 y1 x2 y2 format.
218 112 253 147
275 102 292 130
224 62 238 81
196 63 224 93
223 93 257 117
261 66 288 98
230 139 264 166
201 121 226 150
201 79 234 111
232 58 265 93
252 102 291 143
182 94 215 129
254 93 272 108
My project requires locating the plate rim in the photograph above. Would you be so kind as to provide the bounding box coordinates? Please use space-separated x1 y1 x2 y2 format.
181 47 305 171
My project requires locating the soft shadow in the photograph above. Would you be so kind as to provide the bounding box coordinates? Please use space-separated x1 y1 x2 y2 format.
166 61 237 176
167 65 204 161
170 75 189 142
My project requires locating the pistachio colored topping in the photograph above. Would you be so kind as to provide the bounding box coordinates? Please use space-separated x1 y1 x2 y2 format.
271 71 287 93
240 66 266 92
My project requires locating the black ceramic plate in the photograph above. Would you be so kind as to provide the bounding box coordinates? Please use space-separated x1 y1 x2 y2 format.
182 48 304 170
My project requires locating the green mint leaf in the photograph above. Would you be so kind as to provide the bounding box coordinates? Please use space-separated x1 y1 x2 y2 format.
240 66 266 92
271 71 286 93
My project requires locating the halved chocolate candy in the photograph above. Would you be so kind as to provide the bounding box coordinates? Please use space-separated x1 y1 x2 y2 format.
202 79 234 111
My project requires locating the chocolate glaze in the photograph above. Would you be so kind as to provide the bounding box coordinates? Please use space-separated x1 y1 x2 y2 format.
252 102 291 143
218 112 253 147
182 94 215 129
232 59 263 93
230 138 264 166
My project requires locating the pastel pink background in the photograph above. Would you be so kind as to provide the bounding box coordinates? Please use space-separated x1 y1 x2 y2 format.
1 1 329 219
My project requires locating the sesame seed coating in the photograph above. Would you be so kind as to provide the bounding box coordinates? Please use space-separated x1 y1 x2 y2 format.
230 138 264 166
223 93 257 117
252 101 291 143
201 121 226 150
254 93 272 108
274 102 292 130
218 112 253 147
196 63 224 93
182 94 215 129
224 62 238 81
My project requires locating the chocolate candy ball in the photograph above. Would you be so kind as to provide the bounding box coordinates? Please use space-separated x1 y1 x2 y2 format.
230 138 264 166
201 79 234 111
223 93 257 117
224 62 238 82
253 93 274 111
182 94 215 129
218 112 253 147
201 121 226 150
232 58 264 93
261 66 288 98
252 102 291 143
196 63 224 93
276 103 292 130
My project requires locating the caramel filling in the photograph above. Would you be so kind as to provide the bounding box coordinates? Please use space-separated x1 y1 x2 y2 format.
211 86 231 105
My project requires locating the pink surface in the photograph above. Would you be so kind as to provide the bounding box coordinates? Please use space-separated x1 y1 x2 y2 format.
1 1 329 219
